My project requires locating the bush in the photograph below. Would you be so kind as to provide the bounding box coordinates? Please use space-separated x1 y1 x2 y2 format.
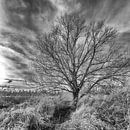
0 106 54 130
95 90 130 129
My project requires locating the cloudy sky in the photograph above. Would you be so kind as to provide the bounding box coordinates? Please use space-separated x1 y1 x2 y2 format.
0 0 130 84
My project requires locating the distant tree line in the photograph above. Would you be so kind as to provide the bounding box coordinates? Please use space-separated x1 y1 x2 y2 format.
0 88 60 97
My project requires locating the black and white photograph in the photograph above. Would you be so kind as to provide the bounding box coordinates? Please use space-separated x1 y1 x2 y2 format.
0 0 130 129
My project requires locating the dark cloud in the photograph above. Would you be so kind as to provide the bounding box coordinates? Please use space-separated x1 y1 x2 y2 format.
60 0 130 32
3 0 57 31
77 0 129 21
2 0 130 32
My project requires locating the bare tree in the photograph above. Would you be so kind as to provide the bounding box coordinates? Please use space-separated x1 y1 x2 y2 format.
32 14 129 107
1 13 130 108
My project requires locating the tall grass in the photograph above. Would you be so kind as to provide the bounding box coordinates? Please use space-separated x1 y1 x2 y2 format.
0 88 129 130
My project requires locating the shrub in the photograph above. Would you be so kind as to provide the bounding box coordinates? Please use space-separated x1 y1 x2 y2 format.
0 106 54 130
95 90 130 129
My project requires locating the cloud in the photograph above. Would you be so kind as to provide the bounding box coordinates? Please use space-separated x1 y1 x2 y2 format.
3 0 58 32
118 31 130 54
73 0 130 31
1 0 130 83
2 0 130 32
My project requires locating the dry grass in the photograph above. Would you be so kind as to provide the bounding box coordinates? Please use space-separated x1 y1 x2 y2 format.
0 90 129 130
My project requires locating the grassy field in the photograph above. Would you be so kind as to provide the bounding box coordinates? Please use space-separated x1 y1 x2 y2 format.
0 88 129 130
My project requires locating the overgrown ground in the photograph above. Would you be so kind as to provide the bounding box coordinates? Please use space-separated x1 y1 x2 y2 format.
0 87 130 130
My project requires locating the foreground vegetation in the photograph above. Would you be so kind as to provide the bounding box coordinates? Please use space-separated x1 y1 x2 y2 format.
0 86 129 130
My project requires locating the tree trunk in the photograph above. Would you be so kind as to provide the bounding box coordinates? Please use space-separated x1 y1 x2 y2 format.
71 91 79 110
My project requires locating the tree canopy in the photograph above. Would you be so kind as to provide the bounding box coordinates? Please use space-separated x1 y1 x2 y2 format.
32 14 129 105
